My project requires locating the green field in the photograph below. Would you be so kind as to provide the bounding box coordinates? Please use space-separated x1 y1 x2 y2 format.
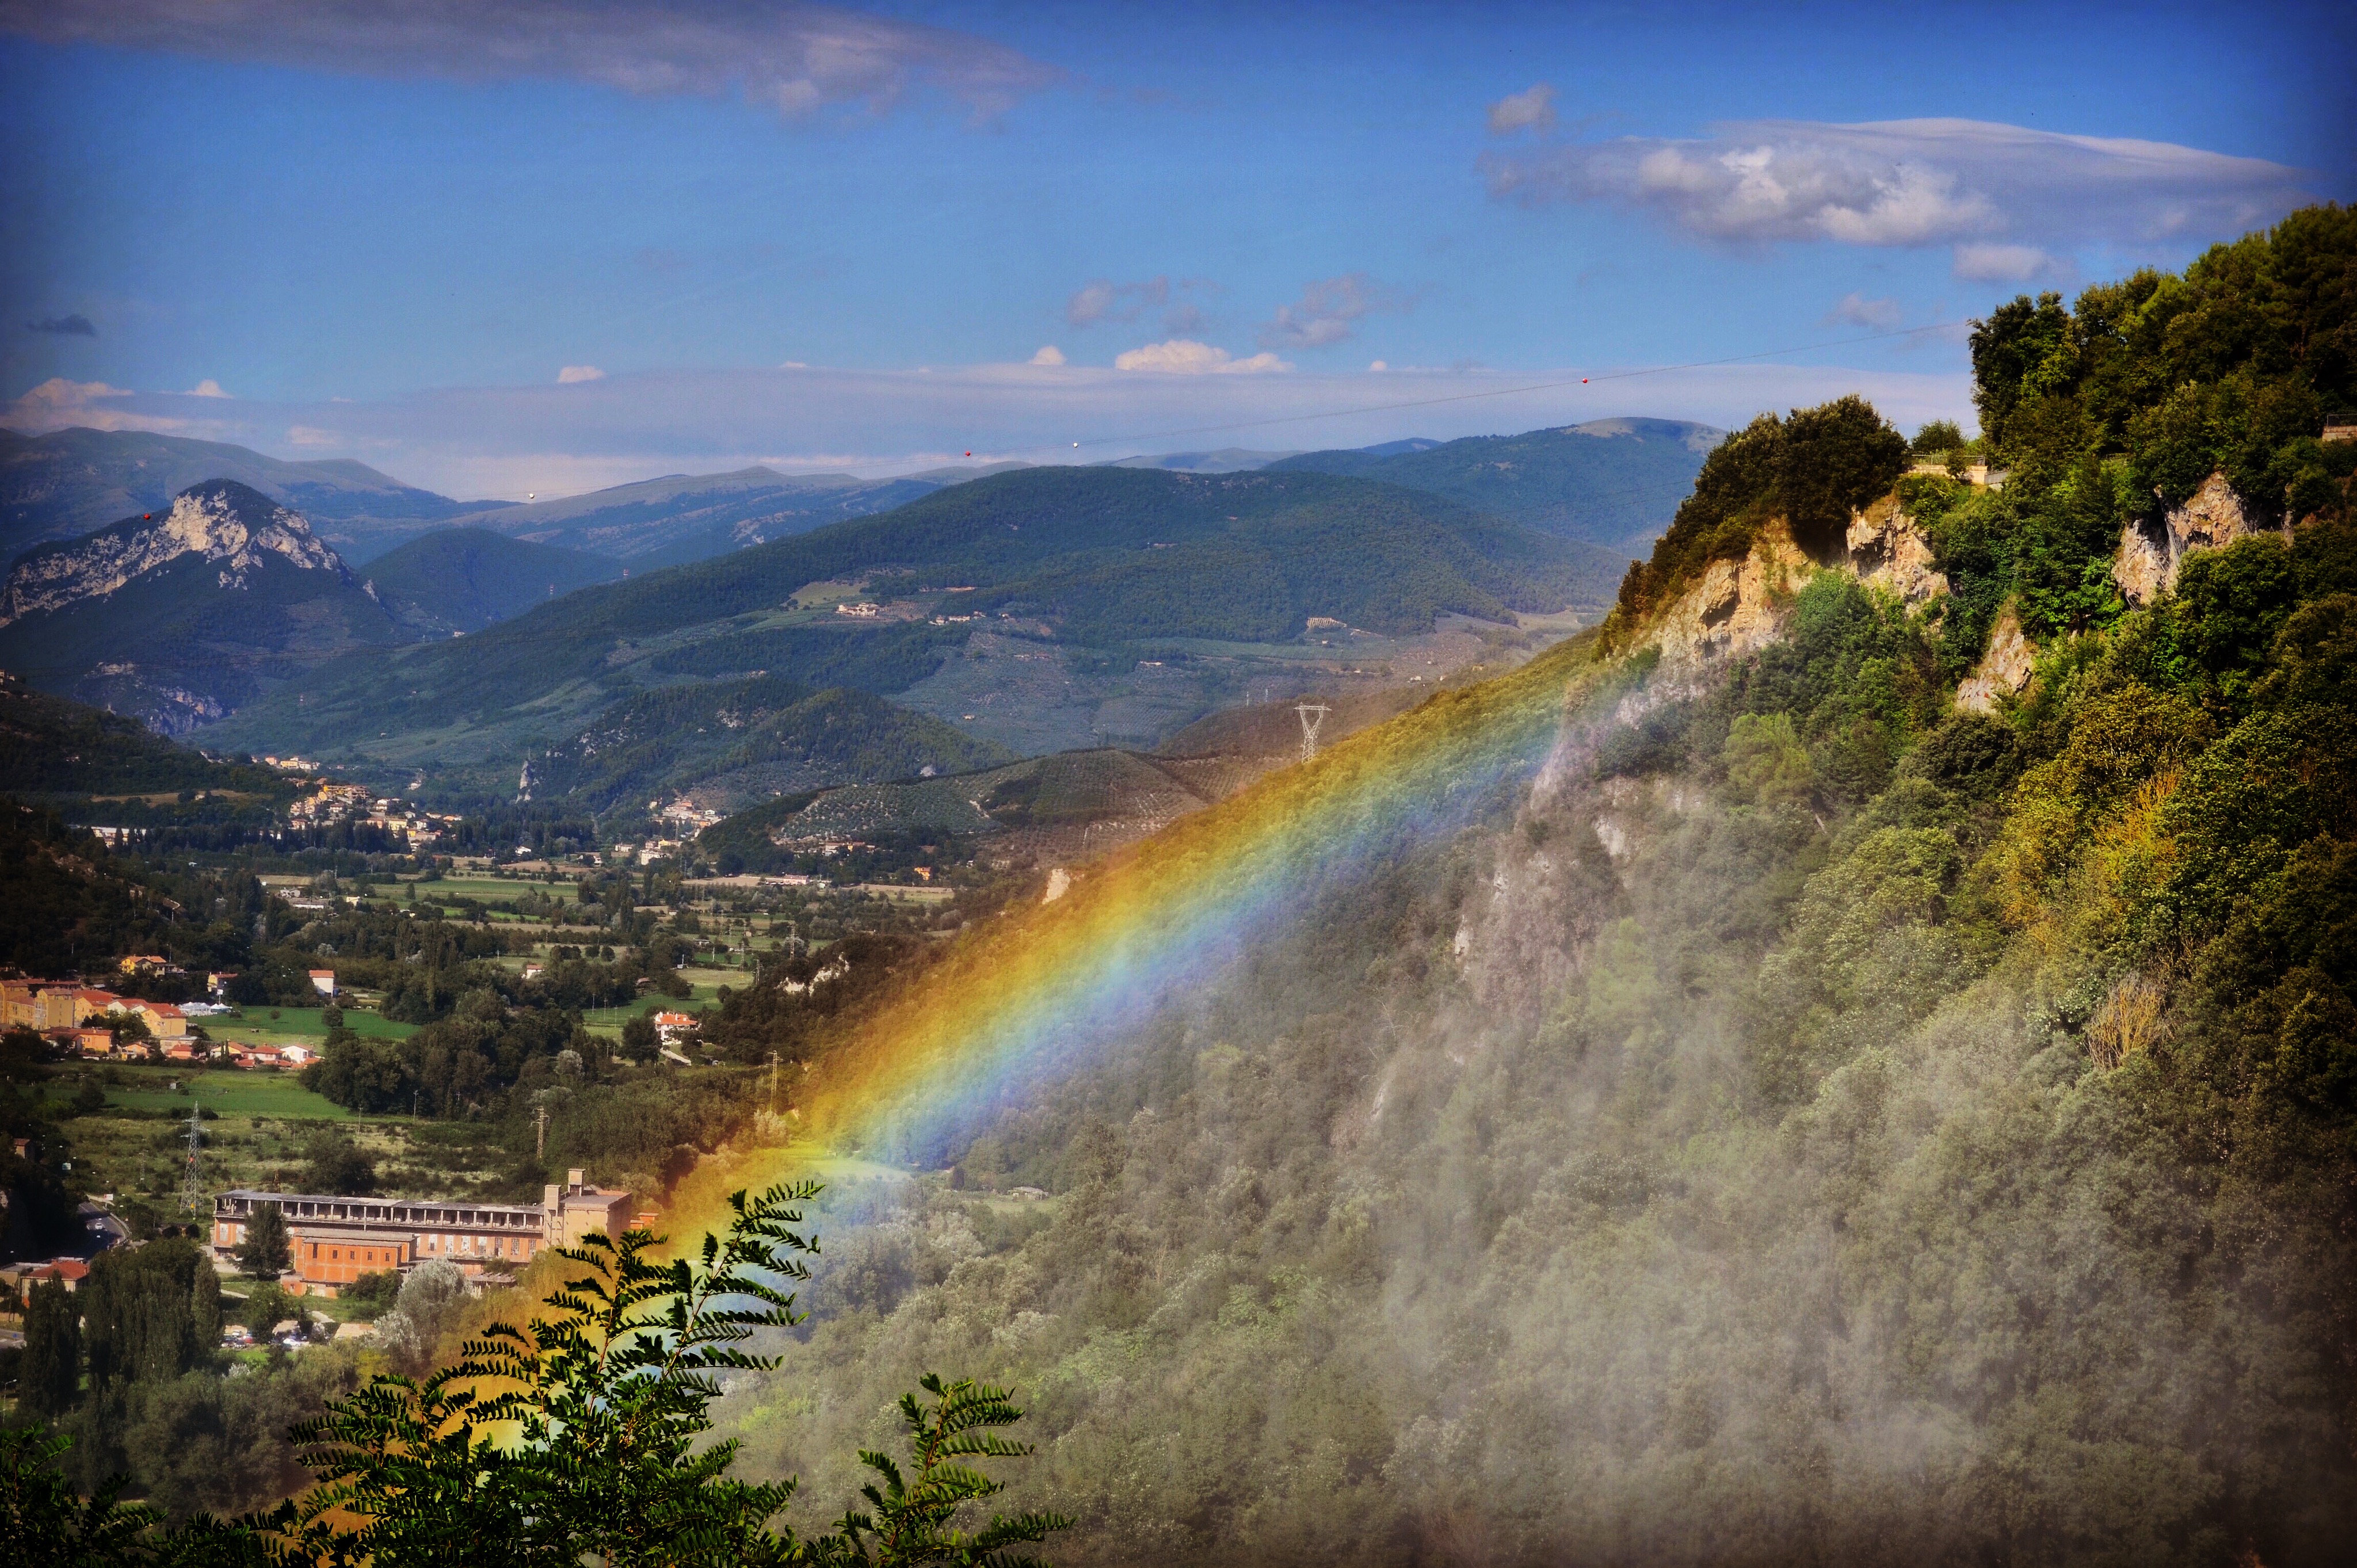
90 1066 361 1120
206 1007 417 1050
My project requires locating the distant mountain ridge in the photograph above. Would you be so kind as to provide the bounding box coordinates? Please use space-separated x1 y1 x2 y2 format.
203 464 1619 777
1270 417 1721 546
0 425 504 562
431 466 947 567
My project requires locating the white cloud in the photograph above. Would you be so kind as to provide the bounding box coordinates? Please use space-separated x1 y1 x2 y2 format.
1823 292 1902 330
1028 345 1066 366
557 364 607 383
1113 339 1291 374
1952 242 2065 282
286 425 340 446
1257 273 1408 351
1368 360 1389 372
3 377 177 433
1482 117 2309 260
186 377 231 397
0 0 1061 124
1488 83 1555 138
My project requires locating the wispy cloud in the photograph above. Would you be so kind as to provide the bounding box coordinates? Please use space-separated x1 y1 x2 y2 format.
5 357 1977 499
25 313 96 337
1822 292 1902 330
187 378 230 397
1482 117 2309 271
557 365 607 383
1257 273 1408 351
1487 84 1555 138
1112 339 1289 374
1066 274 1216 335
1028 345 1066 366
0 0 1061 124
1951 243 2066 283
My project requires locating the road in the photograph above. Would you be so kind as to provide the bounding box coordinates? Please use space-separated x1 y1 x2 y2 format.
74 1200 129 1258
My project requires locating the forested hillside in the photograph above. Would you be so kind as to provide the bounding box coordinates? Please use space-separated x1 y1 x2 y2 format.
1271 417 1720 545
672 207 2357 1565
203 467 1617 771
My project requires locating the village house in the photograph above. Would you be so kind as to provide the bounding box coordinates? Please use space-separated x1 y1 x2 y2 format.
131 1001 192 1040
651 1010 699 1046
277 1043 318 1067
212 1169 638 1296
309 970 337 997
119 954 170 975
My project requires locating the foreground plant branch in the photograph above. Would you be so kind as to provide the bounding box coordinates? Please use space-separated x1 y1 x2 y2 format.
1 1182 1070 1568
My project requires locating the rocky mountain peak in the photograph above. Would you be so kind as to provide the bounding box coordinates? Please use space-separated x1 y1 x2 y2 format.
1 479 349 627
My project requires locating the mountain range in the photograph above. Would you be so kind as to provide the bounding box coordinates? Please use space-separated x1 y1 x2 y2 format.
0 426 504 563
200 464 1618 796
1270 416 1721 546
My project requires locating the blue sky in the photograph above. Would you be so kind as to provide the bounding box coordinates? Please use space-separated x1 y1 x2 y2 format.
3 1 2348 498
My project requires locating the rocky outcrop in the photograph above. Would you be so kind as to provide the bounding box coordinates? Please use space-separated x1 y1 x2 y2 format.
2114 471 2280 606
0 479 349 627
1955 602 2034 713
1646 519 1813 676
1845 498 1949 604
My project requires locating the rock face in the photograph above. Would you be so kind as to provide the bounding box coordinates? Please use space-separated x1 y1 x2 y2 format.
0 479 399 733
1956 602 2034 713
1846 498 1949 604
1646 519 1813 676
1 480 349 626
2114 471 2279 606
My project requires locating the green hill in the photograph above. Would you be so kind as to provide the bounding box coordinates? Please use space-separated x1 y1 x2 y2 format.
525 676 1013 814
0 671 290 822
1269 417 1721 547
203 467 1616 772
360 527 624 636
434 465 945 566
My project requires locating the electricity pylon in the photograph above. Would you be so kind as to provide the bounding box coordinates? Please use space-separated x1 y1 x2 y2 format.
179 1096 205 1216
1294 702 1331 764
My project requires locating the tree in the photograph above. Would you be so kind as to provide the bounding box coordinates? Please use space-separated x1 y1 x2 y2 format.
234 1200 291 1279
302 1127 376 1196
189 1257 223 1349
242 1281 297 1340
620 1012 659 1062
82 1238 209 1390
20 1275 82 1418
1910 418 1965 457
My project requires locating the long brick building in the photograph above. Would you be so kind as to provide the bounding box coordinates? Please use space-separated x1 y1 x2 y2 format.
211 1169 638 1296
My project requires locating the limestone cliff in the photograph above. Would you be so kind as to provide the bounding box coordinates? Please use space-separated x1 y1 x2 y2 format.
2114 471 2282 606
1 479 350 627
1955 601 2034 713
1643 502 1947 679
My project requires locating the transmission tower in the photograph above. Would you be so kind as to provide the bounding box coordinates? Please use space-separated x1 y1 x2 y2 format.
1294 702 1332 764
179 1096 205 1216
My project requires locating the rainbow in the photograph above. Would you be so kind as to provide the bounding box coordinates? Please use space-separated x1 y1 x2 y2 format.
667 635 1611 1226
